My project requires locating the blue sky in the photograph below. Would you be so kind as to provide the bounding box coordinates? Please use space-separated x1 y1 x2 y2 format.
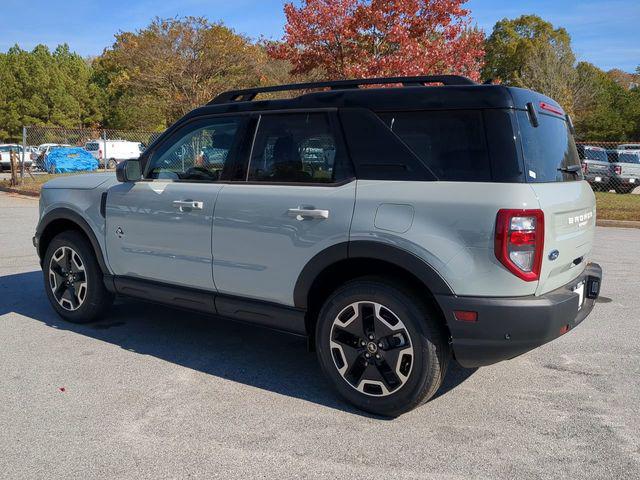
0 0 638 72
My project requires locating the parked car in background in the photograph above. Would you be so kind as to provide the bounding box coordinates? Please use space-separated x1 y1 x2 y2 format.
84 140 144 169
577 145 611 190
607 149 640 193
36 144 72 170
44 147 99 173
0 144 33 171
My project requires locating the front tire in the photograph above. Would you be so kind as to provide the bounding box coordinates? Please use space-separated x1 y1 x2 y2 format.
316 278 449 417
43 231 113 323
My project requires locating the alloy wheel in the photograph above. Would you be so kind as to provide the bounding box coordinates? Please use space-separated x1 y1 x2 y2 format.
48 246 88 311
329 301 414 397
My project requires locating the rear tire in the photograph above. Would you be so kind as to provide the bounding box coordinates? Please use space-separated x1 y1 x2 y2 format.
315 278 449 417
107 158 117 169
614 185 633 194
43 231 113 323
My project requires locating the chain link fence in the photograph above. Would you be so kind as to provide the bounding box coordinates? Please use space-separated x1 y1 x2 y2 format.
576 141 640 195
5 126 162 176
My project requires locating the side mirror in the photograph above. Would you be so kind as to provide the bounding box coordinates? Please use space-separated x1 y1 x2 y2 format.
116 159 141 182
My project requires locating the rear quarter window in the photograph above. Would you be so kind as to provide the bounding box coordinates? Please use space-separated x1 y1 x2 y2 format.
517 111 581 182
378 110 492 181
85 143 99 151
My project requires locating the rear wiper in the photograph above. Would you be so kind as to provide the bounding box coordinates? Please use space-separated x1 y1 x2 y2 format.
558 164 582 175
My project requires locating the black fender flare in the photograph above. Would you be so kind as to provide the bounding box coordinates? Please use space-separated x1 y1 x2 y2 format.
293 240 453 309
36 208 110 274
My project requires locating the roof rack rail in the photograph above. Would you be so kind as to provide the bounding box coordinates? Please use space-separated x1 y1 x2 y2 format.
209 75 476 105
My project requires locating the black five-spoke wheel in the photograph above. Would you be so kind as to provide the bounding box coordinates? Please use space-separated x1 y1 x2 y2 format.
330 301 414 397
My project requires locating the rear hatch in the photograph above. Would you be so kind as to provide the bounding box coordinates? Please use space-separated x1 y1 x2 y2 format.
514 103 596 295
582 147 610 176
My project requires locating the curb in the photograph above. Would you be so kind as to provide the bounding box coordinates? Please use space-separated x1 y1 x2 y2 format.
0 186 40 198
596 219 640 229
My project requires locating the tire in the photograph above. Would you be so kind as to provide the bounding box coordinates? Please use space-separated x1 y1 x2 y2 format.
107 158 117 170
315 278 450 417
43 231 113 323
614 185 632 194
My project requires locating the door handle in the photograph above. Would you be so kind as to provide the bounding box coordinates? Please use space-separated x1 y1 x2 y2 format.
173 200 204 210
287 208 330 220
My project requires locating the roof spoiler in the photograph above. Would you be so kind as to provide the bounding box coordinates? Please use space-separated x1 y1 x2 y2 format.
209 75 477 105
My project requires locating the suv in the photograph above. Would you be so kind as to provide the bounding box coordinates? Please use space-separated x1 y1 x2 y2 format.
607 149 640 194
34 76 602 416
577 145 610 190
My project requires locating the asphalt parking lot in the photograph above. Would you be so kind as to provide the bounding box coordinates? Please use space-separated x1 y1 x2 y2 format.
1 191 639 479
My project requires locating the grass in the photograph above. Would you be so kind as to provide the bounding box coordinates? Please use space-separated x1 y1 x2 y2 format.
2 173 639 223
594 191 640 222
0 172 90 195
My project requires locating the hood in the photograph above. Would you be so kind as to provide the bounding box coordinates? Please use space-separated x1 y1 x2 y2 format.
42 172 117 190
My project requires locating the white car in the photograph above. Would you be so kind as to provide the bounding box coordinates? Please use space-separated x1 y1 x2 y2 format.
84 140 144 169
0 144 33 171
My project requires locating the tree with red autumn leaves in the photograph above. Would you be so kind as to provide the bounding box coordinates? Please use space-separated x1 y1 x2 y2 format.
269 0 485 81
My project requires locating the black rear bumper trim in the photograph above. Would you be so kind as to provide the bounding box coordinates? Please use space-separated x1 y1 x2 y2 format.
435 263 602 368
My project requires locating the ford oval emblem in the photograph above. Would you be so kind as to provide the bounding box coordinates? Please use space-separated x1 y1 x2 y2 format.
548 249 560 261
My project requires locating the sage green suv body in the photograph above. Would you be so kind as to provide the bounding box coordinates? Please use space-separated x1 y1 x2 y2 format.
34 76 602 416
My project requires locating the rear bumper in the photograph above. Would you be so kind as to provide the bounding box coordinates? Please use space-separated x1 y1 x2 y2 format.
435 263 602 368
610 176 638 186
584 173 610 184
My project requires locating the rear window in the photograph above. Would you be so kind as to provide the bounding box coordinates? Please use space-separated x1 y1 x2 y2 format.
585 148 607 162
616 152 640 164
379 110 491 181
86 143 99 151
517 111 580 182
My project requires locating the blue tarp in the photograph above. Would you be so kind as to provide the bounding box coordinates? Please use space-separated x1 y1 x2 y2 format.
45 147 98 173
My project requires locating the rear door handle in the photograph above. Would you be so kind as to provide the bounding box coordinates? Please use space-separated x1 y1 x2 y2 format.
288 208 330 220
173 200 204 210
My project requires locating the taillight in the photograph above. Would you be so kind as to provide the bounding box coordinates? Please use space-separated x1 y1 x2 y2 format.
98 149 103 160
614 165 622 175
582 162 588 174
495 209 544 282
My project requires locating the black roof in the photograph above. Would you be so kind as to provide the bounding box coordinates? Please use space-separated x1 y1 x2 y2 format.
183 76 562 120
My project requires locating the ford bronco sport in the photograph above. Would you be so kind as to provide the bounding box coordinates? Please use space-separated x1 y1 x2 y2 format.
34 75 602 416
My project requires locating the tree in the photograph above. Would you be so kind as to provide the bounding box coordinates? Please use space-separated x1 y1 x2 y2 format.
95 17 282 130
269 0 485 80
571 63 627 140
0 44 102 141
482 15 579 109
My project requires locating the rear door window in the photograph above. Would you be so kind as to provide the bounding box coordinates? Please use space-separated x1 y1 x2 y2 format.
248 112 352 183
378 110 492 182
517 111 581 182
